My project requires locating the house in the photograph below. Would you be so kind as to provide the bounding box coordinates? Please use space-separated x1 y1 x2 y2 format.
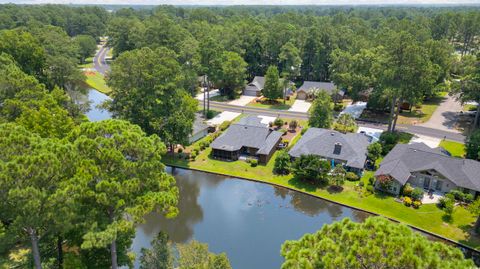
296 81 345 101
210 116 283 164
243 76 265 96
188 114 210 144
288 128 370 173
374 143 480 196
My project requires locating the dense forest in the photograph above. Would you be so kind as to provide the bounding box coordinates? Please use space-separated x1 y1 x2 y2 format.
0 4 479 269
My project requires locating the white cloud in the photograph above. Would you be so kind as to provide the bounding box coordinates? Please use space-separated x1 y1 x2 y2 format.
1 0 479 5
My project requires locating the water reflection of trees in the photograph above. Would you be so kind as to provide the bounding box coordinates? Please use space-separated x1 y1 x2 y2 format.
140 170 205 243
273 186 343 218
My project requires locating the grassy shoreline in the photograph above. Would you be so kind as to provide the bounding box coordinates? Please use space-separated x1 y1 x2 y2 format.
162 147 480 249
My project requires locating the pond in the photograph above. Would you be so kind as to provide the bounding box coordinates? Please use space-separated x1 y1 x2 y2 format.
69 88 112 121
130 167 370 269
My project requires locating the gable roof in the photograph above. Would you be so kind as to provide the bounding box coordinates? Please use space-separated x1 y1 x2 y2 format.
297 81 344 96
245 76 265 93
211 115 282 154
288 128 370 169
192 113 209 135
375 143 480 191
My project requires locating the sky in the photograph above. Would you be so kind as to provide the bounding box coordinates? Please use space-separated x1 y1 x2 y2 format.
1 0 479 5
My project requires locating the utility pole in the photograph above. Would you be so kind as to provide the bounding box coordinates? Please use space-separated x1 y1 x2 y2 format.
207 75 210 113
203 75 207 117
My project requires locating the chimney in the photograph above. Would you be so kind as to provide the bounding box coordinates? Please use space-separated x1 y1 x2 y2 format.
334 142 342 155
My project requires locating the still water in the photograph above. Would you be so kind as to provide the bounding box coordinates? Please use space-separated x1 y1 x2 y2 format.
130 167 370 269
70 88 112 121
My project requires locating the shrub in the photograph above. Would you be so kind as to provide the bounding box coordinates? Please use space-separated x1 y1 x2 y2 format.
404 197 412 207
438 197 447 208
204 135 213 145
411 188 424 201
177 147 183 153
289 120 298 130
274 118 284 128
368 176 375 186
250 159 258 167
464 193 474 204
292 155 330 184
199 141 207 150
274 150 290 175
280 128 288 135
367 142 383 163
443 198 455 216
192 147 200 154
402 183 414 197
206 110 215 119
269 121 273 127
333 103 344 111
190 151 197 160
346 172 359 181
358 181 364 187
219 121 231 131
412 201 421 209
366 185 374 193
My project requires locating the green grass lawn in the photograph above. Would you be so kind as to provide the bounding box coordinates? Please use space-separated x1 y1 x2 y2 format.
85 71 111 94
162 144 480 249
439 140 466 158
247 97 294 110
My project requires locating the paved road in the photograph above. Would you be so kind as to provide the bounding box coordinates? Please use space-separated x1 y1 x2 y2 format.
420 95 462 133
93 45 110 75
206 101 466 143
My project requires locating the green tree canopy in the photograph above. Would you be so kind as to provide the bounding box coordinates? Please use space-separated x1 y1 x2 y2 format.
68 120 179 269
292 155 330 184
211 51 247 98
0 123 76 269
274 149 291 175
466 129 480 160
75 34 98 63
263 65 282 100
281 217 474 269
309 91 333 129
107 47 197 148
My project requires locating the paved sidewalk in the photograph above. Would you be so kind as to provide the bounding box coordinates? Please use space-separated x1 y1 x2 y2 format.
420 95 462 133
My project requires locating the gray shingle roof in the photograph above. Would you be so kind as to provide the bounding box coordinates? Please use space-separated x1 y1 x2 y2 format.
211 116 282 154
192 114 209 135
288 128 369 169
244 76 265 93
297 81 344 96
375 143 480 191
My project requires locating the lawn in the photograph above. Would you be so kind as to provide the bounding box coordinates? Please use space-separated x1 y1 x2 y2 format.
359 92 447 125
440 140 466 158
247 97 295 110
84 71 111 94
162 140 480 249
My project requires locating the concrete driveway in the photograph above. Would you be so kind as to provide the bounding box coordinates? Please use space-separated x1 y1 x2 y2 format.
195 89 220 101
207 111 241 126
340 101 367 119
289 100 311 113
409 134 441 148
228 95 257 106
420 95 462 133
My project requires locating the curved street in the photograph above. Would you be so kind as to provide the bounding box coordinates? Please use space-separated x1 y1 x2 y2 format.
93 45 110 75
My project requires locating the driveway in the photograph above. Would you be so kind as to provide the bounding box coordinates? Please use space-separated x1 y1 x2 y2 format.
409 134 441 148
419 95 462 133
207 111 241 126
195 89 220 101
289 100 312 113
228 95 257 106
340 101 367 119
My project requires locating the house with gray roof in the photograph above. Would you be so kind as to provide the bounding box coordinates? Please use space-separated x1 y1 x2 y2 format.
296 81 345 101
188 114 210 144
243 76 265 96
211 116 283 164
374 143 480 196
288 128 370 173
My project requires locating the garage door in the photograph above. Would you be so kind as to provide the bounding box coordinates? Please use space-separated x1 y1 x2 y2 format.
297 91 307 100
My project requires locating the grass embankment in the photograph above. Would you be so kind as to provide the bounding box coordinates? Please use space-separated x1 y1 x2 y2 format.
440 140 466 158
79 57 112 94
162 127 479 249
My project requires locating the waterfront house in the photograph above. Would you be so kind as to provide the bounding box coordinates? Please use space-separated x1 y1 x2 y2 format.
211 116 283 164
296 81 345 101
374 143 480 196
288 128 370 173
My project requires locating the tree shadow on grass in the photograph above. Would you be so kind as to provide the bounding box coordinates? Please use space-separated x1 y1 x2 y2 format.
288 176 326 193
373 190 392 200
458 224 480 250
327 185 344 194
